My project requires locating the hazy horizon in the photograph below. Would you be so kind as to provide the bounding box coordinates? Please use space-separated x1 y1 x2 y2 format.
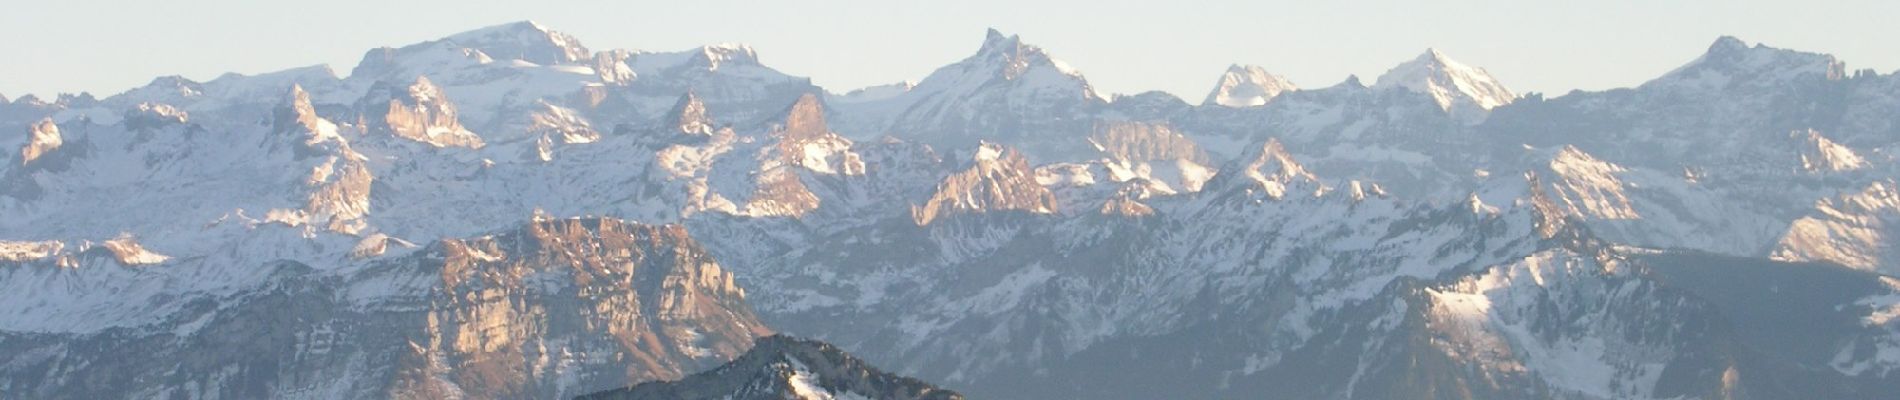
3 0 1897 101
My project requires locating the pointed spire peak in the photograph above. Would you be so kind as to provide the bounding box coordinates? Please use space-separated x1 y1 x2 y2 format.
984 27 1010 44
772 93 839 145
978 27 1026 55
666 90 714 136
777 92 827 125
284 84 315 115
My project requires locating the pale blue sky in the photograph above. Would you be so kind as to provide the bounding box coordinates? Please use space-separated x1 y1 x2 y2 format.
3 1 1896 101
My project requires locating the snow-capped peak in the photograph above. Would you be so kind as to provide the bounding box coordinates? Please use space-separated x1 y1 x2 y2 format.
969 28 1090 84
1373 48 1516 113
1204 64 1297 107
695 43 761 70
440 20 590 65
1644 36 1847 90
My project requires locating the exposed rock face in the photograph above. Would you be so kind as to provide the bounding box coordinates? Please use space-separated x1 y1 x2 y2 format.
1085 121 1215 192
1794 129 1866 173
1098 181 1159 217
1771 180 1900 273
18 118 62 167
911 142 1058 225
772 94 864 176
97 235 170 265
272 85 345 157
0 218 771 400
579 335 963 400
713 93 864 218
0 237 168 268
270 85 374 233
375 76 484 148
3 118 76 199
526 102 601 162
666 91 715 138
123 102 189 130
593 50 637 85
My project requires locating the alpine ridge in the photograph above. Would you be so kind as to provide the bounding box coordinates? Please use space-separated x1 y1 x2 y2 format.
2 22 1899 400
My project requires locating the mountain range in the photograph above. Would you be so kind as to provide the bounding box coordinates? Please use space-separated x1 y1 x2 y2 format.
3 21 1900 399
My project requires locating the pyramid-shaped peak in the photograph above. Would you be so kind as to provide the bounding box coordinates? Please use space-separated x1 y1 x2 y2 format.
665 90 714 136
1243 138 1313 181
1204 137 1318 201
774 93 830 139
1374 47 1515 112
1205 64 1297 107
785 92 824 113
